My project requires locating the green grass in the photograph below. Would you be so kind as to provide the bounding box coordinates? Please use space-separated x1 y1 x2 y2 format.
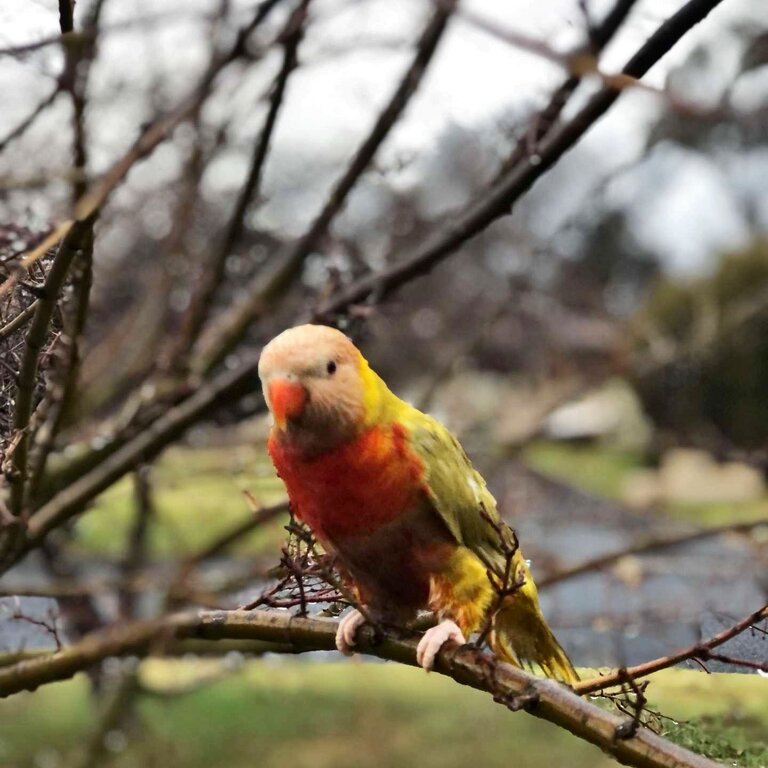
73 446 287 558
0 662 610 768
663 498 768 526
524 440 768 527
1 663 765 768
523 441 643 499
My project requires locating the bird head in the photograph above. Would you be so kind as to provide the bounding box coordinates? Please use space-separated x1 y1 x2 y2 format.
259 324 381 454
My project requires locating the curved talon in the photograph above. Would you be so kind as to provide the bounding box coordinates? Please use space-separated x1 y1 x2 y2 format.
416 619 466 672
335 609 367 656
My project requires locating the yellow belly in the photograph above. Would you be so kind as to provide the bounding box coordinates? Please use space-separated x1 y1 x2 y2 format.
428 546 495 635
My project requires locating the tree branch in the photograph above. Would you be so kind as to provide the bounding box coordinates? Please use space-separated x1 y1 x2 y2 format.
576 604 768 694
0 87 61 155
313 0 725 321
0 609 721 768
58 0 74 34
539 517 768 588
494 0 639 179
0 299 39 339
170 0 311 367
184 499 288 564
191 0 458 374
4 217 96 520
20 352 260 553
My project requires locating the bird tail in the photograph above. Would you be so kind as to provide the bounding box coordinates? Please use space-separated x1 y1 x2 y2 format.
489 576 579 685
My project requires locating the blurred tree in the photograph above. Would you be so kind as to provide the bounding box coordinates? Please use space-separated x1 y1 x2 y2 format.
634 238 768 455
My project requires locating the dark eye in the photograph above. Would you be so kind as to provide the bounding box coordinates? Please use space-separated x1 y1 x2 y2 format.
326 360 337 375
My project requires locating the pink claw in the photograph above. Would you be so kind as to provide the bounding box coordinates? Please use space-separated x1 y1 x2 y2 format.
416 619 466 671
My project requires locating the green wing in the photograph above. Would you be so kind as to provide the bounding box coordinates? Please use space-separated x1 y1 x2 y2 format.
397 405 577 683
400 407 516 575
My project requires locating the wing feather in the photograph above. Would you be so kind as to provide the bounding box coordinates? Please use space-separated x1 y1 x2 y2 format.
401 409 516 574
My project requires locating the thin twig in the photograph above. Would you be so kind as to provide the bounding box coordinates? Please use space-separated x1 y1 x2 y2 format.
539 517 768 588
170 0 311 368
0 88 61 155
192 0 458 374
0 301 39 339
475 506 523 648
186 499 288 564
495 0 639 179
119 465 155 618
576 604 768 694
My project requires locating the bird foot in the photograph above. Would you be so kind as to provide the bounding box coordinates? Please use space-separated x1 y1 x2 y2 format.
335 609 367 656
416 619 466 672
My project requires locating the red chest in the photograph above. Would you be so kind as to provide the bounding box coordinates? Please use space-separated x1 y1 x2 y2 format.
268 424 425 539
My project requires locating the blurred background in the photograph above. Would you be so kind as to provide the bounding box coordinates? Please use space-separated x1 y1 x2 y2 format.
0 0 767 766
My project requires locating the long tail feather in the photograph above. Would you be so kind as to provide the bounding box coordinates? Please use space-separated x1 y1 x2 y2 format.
490 590 579 685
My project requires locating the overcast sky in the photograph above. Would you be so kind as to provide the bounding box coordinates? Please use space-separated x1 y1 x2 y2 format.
1 0 766 275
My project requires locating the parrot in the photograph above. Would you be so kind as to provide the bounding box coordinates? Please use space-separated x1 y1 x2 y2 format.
258 324 578 683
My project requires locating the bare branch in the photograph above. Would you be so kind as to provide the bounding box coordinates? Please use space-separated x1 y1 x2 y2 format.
170 0 312 367
74 667 139 768
19 352 260 556
313 0 725 322
576 604 768 694
185 499 288 564
0 11 201 58
495 0 639 179
58 0 75 34
0 610 720 768
192 0 458 374
0 300 39 339
0 88 61 155
118 465 155 618
539 517 768 589
4 217 95 522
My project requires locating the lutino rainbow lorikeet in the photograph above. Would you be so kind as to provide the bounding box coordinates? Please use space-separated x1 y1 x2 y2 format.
259 324 578 683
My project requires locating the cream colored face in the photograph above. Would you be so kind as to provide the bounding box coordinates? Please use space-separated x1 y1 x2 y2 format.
258 325 367 451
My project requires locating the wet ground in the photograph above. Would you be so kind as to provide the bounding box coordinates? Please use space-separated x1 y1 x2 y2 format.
493 464 767 671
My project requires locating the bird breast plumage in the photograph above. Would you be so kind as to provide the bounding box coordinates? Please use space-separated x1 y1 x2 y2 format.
268 422 456 612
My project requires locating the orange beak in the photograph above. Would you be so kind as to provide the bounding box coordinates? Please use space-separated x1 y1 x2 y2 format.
268 379 308 429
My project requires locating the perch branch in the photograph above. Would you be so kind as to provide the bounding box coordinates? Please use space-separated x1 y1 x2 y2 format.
0 610 720 768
